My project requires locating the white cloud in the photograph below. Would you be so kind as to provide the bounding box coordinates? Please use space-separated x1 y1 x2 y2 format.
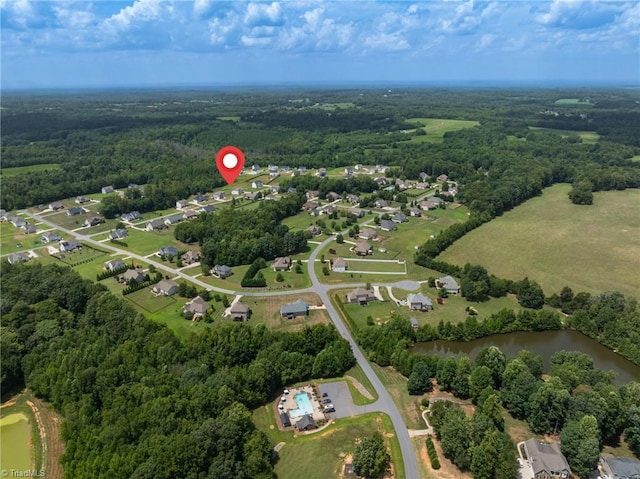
244 2 283 27
103 0 164 32
363 33 410 52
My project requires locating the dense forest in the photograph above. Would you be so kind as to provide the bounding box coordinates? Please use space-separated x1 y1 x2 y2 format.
0 263 355 478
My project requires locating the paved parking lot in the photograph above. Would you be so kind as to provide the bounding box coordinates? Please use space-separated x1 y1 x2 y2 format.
317 381 375 419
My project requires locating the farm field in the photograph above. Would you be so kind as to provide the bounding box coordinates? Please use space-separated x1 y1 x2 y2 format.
252 407 402 479
1 163 61 177
0 413 31 472
528 126 600 143
439 184 640 298
554 98 593 106
403 118 480 143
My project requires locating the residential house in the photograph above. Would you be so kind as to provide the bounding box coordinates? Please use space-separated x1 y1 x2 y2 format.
346 194 361 204
359 228 377 240
212 264 233 278
599 455 640 479
251 164 261 172
176 199 188 209
332 257 347 272
440 188 457 198
41 232 61 243
392 213 408 223
346 288 377 304
306 190 320 200
421 198 444 210
108 229 128 240
375 165 389 174
230 301 251 321
523 438 571 479
317 167 327 177
348 208 364 218
375 177 388 186
251 180 263 189
75 196 89 204
268 165 278 173
67 207 86 217
231 187 244 196
198 205 216 214
11 217 27 228
269 170 279 178
159 246 179 258
193 193 208 203
270 185 280 193
280 299 309 318
7 252 30 265
127 183 139 190
410 318 420 329
22 224 37 234
146 219 166 231
344 167 354 176
295 414 316 432
302 201 318 211
306 225 322 237
326 191 340 201
322 205 336 215
153 280 179 297
244 192 259 201
297 166 307 173
415 182 430 190
182 210 198 221
101 186 115 194
437 275 461 294
374 199 388 208
355 164 364 171
437 174 448 182
273 256 292 271
395 179 410 190
183 296 210 319
123 268 146 284
379 220 397 232
121 211 142 222
408 208 422 217
354 241 373 256
181 250 200 265
49 202 64 210
104 259 126 271
212 191 225 200
281 166 291 173
407 293 433 311
287 187 297 194
83 216 104 227
419 172 429 181
164 214 184 226
59 239 81 252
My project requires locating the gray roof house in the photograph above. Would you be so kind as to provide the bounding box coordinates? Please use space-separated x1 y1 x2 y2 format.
295 414 317 431
49 202 64 210
379 219 397 231
437 275 460 294
59 239 81 252
146 219 166 231
198 204 216 214
523 438 571 479
108 228 128 240
7 252 30 265
104 259 126 271
101 186 115 194
153 280 179 297
348 208 364 218
22 224 37 234
230 301 251 321
183 296 210 318
183 210 198 220
599 455 640 479
159 246 179 258
123 268 146 284
75 196 90 204
67 207 86 216
408 207 422 217
83 216 104 227
212 264 233 279
280 299 309 318
164 214 184 226
359 228 377 240
346 288 377 304
41 232 61 243
410 317 420 329
213 191 225 200
407 293 433 311
279 412 292 428
176 199 188 209
392 213 408 223
122 211 142 222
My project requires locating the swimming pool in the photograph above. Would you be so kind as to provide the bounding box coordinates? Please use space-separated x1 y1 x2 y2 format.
288 392 314 418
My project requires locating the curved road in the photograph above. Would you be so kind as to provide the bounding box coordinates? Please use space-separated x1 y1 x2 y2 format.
23 209 421 478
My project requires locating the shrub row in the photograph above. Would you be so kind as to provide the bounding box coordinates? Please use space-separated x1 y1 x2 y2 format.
96 264 131 281
425 437 440 469
122 274 161 295
240 258 267 288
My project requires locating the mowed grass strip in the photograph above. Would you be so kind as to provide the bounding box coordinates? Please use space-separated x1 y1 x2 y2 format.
439 184 640 297
1 163 61 177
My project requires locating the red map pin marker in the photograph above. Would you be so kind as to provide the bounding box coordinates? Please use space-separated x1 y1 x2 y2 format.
215 146 245 185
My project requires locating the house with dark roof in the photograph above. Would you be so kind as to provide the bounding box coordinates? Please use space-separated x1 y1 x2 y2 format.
146 219 166 231
421 197 445 210
41 232 61 243
183 296 210 319
153 280 178 296
159 246 179 258
279 412 292 428
182 210 198 221
295 414 317 431
59 239 80 252
11 217 27 228
317 168 327 177
437 275 460 294
22 224 37 234
198 204 216 214
379 219 397 232
231 187 244 196
104 259 126 271
280 299 309 319
407 293 433 311
123 268 146 284
75 196 89 204
164 214 184 226
213 191 225 200
346 288 377 304
273 257 292 271
181 250 200 265
252 180 263 189
230 301 251 321
193 193 208 203
83 216 104 227
212 264 233 279
67 207 86 216
121 211 142 222
244 192 259 201
101 186 115 194
600 455 640 479
108 229 128 240
374 199 389 208
523 438 570 479
392 213 408 223
346 194 361 204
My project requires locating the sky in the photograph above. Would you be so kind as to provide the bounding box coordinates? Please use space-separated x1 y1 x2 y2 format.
1 0 639 89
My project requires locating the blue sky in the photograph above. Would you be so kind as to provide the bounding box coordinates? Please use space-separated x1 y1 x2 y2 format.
1 0 639 89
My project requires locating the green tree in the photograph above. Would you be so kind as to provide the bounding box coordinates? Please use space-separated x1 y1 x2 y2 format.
275 272 284 282
336 234 344 244
517 277 545 309
407 361 434 395
569 180 594 205
560 416 600 478
353 432 389 479
527 376 571 434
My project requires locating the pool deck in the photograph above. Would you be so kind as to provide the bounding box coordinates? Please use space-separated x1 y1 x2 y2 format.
279 385 325 424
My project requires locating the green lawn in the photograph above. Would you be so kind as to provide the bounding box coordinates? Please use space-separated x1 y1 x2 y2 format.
554 98 594 106
1 163 61 178
439 184 640 298
341 259 407 274
0 221 51 252
631 155 640 163
237 293 331 332
528 126 600 143
252 407 403 479
402 118 480 143
372 364 424 430
113 228 192 256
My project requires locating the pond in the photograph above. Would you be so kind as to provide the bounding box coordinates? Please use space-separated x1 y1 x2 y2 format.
410 329 640 386
0 412 31 472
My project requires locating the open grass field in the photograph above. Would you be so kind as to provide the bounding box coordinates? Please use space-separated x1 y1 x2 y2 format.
0 222 54 252
403 118 480 143
630 155 640 163
113 228 192 256
372 364 424 430
439 184 640 298
554 98 594 106
240 292 330 332
1 163 61 178
0 413 32 472
252 407 402 479
528 126 600 143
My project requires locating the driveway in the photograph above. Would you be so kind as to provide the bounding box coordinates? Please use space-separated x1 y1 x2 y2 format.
317 381 374 419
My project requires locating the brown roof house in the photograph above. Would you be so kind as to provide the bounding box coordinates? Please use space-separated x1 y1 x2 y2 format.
523 438 571 479
353 241 372 256
181 250 201 265
153 280 179 297
359 228 377 240
230 301 251 321
273 256 292 271
346 288 377 305
123 268 146 285
332 257 347 272
183 296 210 319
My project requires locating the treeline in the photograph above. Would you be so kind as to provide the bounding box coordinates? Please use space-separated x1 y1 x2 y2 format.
278 175 380 198
174 194 307 267
0 262 356 478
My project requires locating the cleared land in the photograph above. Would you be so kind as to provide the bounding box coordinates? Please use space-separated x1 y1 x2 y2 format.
240 292 331 332
528 126 600 143
1 163 61 177
439 184 640 298
554 98 593 106
403 118 480 143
